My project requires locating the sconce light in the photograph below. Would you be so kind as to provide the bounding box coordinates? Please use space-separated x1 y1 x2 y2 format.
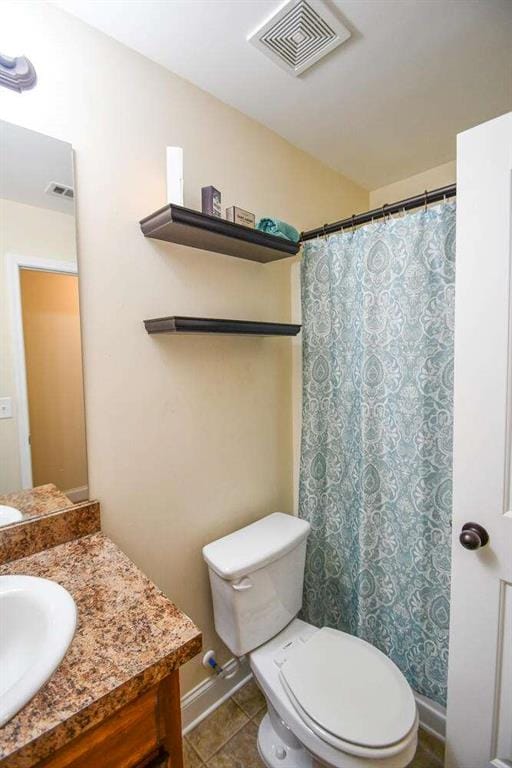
0 53 36 92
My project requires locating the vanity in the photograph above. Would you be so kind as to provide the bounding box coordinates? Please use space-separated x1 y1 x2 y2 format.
0 502 201 768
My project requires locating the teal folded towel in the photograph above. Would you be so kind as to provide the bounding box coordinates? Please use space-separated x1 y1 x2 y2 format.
256 217 300 243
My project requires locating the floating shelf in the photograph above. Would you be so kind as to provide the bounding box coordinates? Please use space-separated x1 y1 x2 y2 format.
144 316 301 336
140 204 301 263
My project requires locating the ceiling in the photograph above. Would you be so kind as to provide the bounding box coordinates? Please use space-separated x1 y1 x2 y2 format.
0 121 74 214
52 0 512 190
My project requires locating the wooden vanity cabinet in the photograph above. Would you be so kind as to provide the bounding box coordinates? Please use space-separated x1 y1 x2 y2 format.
38 672 183 768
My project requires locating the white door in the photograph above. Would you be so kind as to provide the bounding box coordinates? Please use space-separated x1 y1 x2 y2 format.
446 111 512 768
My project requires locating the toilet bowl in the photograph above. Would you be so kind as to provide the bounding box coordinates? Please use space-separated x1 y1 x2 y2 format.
250 618 418 768
203 514 419 768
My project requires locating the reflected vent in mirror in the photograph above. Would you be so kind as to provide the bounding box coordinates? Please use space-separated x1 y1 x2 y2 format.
45 181 74 200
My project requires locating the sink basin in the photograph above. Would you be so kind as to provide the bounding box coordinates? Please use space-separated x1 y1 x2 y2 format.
0 505 23 527
0 575 77 726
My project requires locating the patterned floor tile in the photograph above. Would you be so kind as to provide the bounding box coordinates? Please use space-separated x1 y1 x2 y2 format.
252 708 266 728
408 741 444 768
206 721 264 768
184 738 205 767
187 698 248 762
233 680 266 718
418 729 444 763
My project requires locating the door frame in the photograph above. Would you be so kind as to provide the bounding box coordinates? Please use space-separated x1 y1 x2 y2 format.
5 252 78 489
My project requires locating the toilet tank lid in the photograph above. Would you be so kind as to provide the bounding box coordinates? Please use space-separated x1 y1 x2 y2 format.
202 513 310 581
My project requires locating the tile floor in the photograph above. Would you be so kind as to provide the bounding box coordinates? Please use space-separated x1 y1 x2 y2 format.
183 680 444 768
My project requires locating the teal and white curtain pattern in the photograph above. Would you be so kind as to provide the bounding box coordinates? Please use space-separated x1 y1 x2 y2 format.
299 203 455 705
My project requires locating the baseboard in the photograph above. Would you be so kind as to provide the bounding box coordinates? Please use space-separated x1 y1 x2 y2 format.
414 691 446 742
181 662 446 744
181 657 252 735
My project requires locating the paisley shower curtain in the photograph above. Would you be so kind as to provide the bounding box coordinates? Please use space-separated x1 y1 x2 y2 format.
299 202 455 705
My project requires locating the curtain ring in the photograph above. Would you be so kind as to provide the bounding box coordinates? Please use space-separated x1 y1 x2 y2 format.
424 189 428 212
382 203 387 223
322 223 328 238
351 214 356 230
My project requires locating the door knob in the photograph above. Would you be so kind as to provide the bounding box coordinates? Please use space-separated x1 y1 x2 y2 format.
459 522 489 550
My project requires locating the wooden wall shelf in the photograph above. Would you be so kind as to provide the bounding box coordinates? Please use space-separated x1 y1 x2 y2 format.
140 204 300 263
144 316 301 336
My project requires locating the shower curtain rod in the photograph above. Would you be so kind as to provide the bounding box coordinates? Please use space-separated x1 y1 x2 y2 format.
300 183 456 242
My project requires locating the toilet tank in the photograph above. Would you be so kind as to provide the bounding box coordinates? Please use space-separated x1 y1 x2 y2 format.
203 513 311 657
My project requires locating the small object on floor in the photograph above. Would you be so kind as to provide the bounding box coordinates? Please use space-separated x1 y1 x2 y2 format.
226 206 255 228
256 217 300 243
202 186 221 217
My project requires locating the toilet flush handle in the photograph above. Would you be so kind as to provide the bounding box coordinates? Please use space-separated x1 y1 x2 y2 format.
231 577 252 591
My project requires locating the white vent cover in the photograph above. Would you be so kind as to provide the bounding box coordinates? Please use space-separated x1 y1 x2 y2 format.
45 181 74 200
248 0 350 77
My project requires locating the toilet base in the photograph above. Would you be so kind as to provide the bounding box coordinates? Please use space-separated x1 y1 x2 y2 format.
257 712 315 768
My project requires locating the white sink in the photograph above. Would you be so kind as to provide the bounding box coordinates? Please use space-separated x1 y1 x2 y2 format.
0 575 77 726
0 505 23 527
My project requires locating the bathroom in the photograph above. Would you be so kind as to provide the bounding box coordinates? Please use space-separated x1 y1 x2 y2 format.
0 1 510 767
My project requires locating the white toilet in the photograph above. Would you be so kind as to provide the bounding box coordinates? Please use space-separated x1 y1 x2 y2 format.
203 513 419 768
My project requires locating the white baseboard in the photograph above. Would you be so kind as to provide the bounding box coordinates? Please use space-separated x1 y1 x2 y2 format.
181 657 252 735
181 662 446 745
414 691 446 742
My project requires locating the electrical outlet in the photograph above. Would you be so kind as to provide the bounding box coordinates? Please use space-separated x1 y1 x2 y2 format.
0 398 13 419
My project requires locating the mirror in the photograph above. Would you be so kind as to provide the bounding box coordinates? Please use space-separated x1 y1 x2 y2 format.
0 121 88 526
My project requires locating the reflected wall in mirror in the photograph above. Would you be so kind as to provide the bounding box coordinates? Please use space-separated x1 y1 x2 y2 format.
0 121 88 526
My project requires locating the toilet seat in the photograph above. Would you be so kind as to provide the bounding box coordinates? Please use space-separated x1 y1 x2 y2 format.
279 627 417 754
250 618 418 767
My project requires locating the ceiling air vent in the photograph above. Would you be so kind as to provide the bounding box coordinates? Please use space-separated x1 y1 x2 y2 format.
45 181 74 200
248 0 350 77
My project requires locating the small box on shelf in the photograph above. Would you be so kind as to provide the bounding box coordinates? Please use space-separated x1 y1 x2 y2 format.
201 186 221 218
225 206 255 228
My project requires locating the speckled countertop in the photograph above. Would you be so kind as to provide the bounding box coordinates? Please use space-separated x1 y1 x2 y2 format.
0 532 202 768
0 485 72 520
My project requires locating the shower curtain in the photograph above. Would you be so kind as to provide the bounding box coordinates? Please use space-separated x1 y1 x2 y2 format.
299 203 455 705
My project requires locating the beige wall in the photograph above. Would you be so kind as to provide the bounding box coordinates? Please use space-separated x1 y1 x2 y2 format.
0 198 77 494
21 270 87 492
369 160 456 208
0 2 368 692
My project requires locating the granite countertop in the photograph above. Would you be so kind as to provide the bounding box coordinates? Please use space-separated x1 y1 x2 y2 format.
0 485 73 520
0 532 202 768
